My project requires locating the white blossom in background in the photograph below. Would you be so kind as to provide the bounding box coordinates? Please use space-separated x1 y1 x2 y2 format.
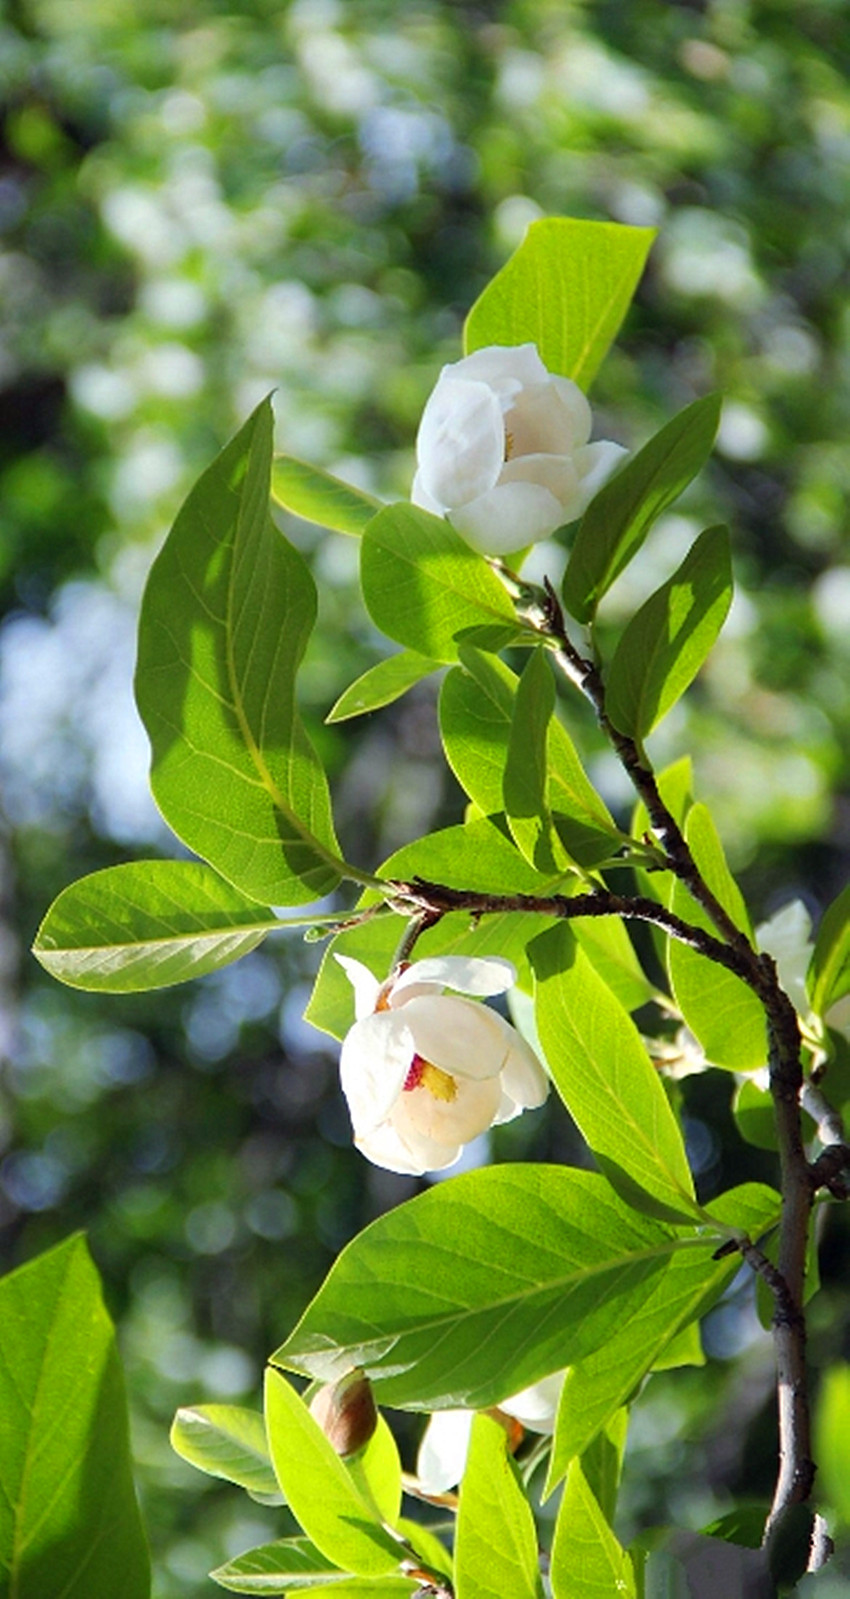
411 343 626 555
416 1371 565 1494
337 953 548 1174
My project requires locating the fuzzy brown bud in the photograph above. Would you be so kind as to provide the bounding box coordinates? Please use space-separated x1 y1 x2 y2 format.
308 1369 378 1457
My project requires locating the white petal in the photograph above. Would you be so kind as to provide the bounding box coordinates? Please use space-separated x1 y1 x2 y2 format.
393 1067 502 1146
355 1119 444 1176
392 955 516 1002
757 899 813 1014
452 343 547 398
551 376 593 446
410 468 445 517
417 1410 474 1493
416 376 504 510
573 440 628 512
500 452 580 509
505 382 580 457
400 994 513 1080
334 954 382 1022
500 1371 565 1433
451 480 565 553
485 1009 550 1111
339 1011 414 1134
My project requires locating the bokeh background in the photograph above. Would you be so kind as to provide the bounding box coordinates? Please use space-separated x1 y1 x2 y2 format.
2 0 850 1592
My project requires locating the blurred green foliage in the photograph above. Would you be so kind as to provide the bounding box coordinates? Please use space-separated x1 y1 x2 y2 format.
2 0 850 1592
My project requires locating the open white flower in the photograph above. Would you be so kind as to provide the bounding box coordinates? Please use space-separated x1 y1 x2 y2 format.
411 342 626 555
336 953 549 1174
416 1371 565 1494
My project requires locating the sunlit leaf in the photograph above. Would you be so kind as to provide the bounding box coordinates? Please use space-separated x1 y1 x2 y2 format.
605 526 732 740
272 1165 684 1410
503 648 565 874
563 395 722 623
211 1534 415 1595
454 1414 543 1599
360 503 516 662
135 398 345 906
0 1235 149 1599
808 882 850 1017
170 1404 282 1503
464 216 655 390
271 455 382 535
32 861 279 992
326 651 440 723
530 921 698 1224
550 1461 636 1599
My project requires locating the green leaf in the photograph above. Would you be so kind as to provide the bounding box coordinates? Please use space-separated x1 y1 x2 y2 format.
135 398 345 907
263 1370 403 1577
464 216 655 389
530 922 698 1225
439 647 618 867
808 882 850 1017
455 1414 543 1599
32 861 280 993
503 649 566 874
170 1404 283 1503
544 1184 779 1493
563 395 722 623
605 526 733 740
272 1165 681 1411
326 652 440 723
580 1409 628 1527
668 805 766 1070
395 1519 453 1584
550 1461 636 1599
0 1234 150 1599
360 503 516 663
211 1535 415 1595
271 455 382 535
701 1505 770 1550
815 1364 850 1528
346 1416 402 1527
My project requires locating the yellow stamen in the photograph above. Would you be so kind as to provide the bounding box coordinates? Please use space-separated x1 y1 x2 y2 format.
504 430 514 461
419 1061 458 1102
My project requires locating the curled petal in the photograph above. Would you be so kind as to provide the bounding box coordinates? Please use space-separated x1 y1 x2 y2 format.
452 480 565 553
410 468 444 518
455 343 547 398
335 954 382 1022
391 954 517 1003
399 994 514 1080
486 1009 550 1114
339 1011 414 1134
499 1371 565 1433
416 377 503 510
505 382 583 457
573 440 628 512
551 376 593 447
355 1119 458 1177
756 900 812 1017
500 452 580 510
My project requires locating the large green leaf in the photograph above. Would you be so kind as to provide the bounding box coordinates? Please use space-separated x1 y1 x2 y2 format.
808 882 850 1017
360 504 516 662
272 1166 684 1411
263 1370 402 1577
135 398 345 906
326 651 440 723
170 1404 282 1503
464 216 655 389
550 1462 636 1599
503 648 566 874
668 805 766 1070
211 1534 415 1596
544 1184 779 1491
32 860 280 992
439 647 619 867
0 1235 149 1599
605 526 732 740
271 455 382 535
563 395 722 623
530 922 698 1224
455 1414 543 1599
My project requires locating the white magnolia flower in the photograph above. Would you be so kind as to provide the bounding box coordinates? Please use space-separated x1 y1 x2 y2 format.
336 953 549 1174
416 1371 565 1494
411 342 626 555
